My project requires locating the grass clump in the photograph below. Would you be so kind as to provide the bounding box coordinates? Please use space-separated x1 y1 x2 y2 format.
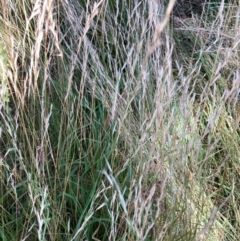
0 0 240 240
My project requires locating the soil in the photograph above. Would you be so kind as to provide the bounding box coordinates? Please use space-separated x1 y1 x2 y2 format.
172 0 205 18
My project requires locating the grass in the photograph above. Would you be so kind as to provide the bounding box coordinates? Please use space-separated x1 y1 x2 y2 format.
0 0 240 240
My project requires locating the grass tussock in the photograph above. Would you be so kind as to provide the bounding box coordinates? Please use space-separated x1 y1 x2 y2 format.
0 0 240 240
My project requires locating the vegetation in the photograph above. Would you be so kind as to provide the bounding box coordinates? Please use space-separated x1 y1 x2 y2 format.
0 0 240 240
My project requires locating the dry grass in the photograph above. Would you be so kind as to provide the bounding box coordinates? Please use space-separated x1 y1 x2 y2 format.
0 0 240 240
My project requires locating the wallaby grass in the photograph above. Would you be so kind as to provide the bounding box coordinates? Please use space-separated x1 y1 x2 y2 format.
0 0 240 240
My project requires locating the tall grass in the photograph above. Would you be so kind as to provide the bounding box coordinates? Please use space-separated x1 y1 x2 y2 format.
0 0 240 240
